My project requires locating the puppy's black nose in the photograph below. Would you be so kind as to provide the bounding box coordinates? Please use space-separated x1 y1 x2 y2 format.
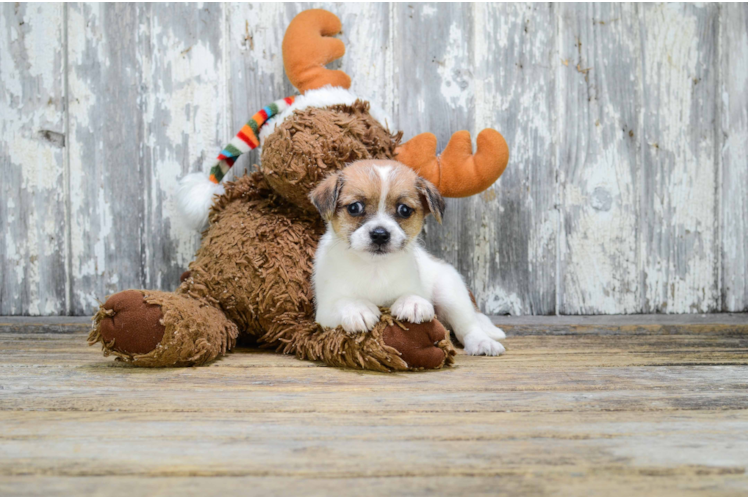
369 227 390 245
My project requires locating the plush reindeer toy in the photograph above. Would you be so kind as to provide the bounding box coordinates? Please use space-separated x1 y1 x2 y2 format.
88 9 510 371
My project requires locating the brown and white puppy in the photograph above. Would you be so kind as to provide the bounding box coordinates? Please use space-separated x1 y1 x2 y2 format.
310 160 505 356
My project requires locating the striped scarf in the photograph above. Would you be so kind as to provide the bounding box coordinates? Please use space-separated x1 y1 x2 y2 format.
209 96 296 183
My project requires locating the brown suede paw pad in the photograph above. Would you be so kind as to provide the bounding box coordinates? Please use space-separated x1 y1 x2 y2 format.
98 290 166 355
382 319 455 370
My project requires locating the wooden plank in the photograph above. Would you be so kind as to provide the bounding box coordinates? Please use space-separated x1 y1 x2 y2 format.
471 3 557 315
640 4 720 313
1 411 747 490
2 331 747 367
0 316 91 334
2 330 747 413
557 4 641 314
66 4 146 315
1 313 747 334
493 314 748 335
333 4 395 120
0 4 67 315
1 322 748 495
2 361 748 394
34 388 748 415
2 472 747 497
720 4 748 312
141 3 227 291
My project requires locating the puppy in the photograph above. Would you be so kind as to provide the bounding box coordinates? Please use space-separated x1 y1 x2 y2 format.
309 159 506 356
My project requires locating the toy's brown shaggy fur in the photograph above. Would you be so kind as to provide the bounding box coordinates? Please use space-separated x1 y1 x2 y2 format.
88 103 456 371
261 103 401 211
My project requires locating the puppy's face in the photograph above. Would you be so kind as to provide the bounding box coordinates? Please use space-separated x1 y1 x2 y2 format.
310 160 445 256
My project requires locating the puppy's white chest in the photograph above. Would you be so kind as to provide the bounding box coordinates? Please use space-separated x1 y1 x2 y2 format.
355 256 423 306
314 234 426 307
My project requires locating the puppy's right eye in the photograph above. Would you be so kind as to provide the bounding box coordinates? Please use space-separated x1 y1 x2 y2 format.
347 202 365 216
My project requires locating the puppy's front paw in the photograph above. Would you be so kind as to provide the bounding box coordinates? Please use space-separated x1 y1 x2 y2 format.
462 330 506 356
391 295 435 324
340 300 381 334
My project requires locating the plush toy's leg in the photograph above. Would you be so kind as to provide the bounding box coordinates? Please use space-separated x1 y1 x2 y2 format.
88 289 238 367
260 310 455 372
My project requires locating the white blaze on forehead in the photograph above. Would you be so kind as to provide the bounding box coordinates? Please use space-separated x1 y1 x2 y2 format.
375 165 393 214
345 163 412 254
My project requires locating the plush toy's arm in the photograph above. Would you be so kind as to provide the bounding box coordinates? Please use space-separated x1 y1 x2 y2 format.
396 129 509 198
282 9 351 94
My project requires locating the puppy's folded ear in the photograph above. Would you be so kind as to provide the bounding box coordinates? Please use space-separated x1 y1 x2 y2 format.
417 177 445 224
310 172 343 220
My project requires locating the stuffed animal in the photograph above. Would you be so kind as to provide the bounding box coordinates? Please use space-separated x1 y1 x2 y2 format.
87 9 509 371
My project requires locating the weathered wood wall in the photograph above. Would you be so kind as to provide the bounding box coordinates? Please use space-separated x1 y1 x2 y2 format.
2 3 747 316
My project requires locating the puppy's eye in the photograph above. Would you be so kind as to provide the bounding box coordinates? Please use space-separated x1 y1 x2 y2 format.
396 204 413 218
347 202 365 216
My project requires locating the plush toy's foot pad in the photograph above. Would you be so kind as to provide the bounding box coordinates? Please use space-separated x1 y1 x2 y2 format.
97 290 166 355
382 318 456 370
263 312 454 372
89 289 239 367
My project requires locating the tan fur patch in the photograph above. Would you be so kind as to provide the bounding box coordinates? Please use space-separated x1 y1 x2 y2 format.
385 165 425 241
331 162 383 241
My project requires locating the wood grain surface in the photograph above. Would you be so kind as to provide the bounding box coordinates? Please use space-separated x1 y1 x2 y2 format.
720 4 748 312
2 3 747 315
0 316 747 496
0 3 67 315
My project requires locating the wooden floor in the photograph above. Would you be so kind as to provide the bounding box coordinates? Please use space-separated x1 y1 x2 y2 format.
1 315 747 496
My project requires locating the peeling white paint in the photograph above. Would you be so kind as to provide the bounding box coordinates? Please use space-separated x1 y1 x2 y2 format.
720 5 748 311
421 5 437 17
437 22 472 111
148 5 226 278
472 3 558 314
484 287 523 317
2 3 747 315
338 4 395 125
67 3 115 314
8 135 60 191
471 194 499 310
228 4 285 81
640 3 719 313
23 4 61 96
1 3 66 315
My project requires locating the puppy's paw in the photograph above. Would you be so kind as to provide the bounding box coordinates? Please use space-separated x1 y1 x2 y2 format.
462 330 506 356
340 300 381 334
477 313 506 340
391 295 435 324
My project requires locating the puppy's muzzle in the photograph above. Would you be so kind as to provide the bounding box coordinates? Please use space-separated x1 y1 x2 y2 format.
369 226 391 251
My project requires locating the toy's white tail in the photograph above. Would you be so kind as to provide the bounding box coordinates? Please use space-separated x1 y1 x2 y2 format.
175 172 225 231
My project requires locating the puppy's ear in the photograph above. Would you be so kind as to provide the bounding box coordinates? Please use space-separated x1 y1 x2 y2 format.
417 177 445 224
310 172 343 220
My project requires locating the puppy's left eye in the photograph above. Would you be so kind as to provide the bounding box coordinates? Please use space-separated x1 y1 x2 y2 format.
396 204 413 218
347 202 365 216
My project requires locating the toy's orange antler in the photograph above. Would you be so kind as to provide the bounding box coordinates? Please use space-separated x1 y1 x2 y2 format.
396 129 509 198
283 9 351 94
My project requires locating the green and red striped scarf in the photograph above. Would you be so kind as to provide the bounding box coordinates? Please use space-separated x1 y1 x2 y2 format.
209 96 296 183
